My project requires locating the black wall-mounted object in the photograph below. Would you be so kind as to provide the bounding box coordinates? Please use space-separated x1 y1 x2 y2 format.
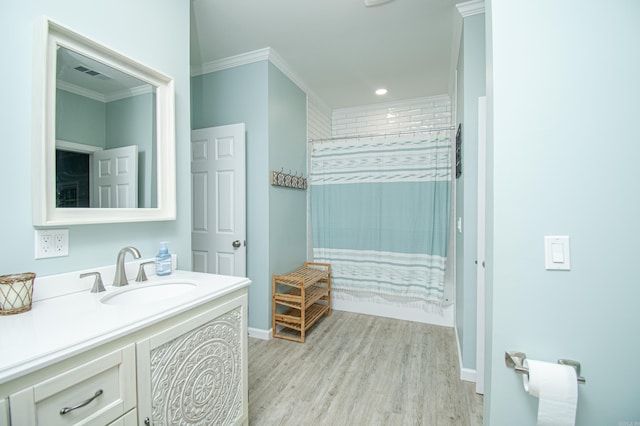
455 123 462 179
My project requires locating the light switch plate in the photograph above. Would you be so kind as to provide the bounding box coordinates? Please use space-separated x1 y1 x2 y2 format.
544 236 570 270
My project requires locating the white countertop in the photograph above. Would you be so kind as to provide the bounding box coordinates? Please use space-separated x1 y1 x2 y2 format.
0 269 251 384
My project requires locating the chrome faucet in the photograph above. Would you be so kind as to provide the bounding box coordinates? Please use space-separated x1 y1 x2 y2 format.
113 246 141 287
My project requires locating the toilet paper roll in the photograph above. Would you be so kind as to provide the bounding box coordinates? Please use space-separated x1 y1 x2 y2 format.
523 359 578 426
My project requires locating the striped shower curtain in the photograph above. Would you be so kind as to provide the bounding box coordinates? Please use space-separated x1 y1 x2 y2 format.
310 131 451 309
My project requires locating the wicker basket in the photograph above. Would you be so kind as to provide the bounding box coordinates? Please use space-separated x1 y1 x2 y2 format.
0 273 36 315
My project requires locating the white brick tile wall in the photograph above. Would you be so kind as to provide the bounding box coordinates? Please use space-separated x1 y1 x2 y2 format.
307 96 332 142
331 95 451 138
306 95 452 142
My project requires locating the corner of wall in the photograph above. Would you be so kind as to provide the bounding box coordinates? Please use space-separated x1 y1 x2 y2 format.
455 322 477 383
248 327 272 340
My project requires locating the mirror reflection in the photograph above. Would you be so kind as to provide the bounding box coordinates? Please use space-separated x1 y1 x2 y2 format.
55 47 157 208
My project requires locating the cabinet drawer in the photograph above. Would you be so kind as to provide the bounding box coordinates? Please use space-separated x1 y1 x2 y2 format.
107 408 137 426
10 344 136 426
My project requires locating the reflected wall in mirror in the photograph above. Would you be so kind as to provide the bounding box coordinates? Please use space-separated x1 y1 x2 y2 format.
56 47 156 208
33 17 175 225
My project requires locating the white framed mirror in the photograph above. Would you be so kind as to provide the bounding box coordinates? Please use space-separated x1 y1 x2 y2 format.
32 17 176 226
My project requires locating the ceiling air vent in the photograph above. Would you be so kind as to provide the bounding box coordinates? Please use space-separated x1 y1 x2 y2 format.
74 65 112 80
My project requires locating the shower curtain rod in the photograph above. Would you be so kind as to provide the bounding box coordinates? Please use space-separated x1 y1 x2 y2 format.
307 126 455 143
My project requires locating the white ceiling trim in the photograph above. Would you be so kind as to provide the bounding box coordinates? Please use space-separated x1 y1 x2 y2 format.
449 0 486 103
192 47 331 113
57 80 105 102
456 0 485 18
105 85 154 103
267 49 330 113
191 48 271 77
56 140 103 153
56 80 153 103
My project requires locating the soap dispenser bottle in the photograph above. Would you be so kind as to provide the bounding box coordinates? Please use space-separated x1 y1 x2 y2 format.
156 241 172 276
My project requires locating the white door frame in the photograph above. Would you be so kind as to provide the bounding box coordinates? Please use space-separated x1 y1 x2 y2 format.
476 96 487 395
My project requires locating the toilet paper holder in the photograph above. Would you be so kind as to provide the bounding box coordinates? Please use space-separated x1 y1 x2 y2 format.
505 351 586 384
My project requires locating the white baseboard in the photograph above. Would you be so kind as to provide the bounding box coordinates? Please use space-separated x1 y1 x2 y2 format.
332 299 454 327
250 301 454 340
460 367 476 383
455 324 477 383
248 327 271 340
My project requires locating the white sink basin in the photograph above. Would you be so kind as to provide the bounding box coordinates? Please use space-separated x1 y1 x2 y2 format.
101 281 197 306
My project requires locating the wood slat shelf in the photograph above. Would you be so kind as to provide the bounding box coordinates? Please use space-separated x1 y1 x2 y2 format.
274 303 329 332
274 285 327 310
274 267 329 288
272 262 331 343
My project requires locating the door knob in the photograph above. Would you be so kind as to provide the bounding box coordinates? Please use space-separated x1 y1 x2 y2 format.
232 240 241 248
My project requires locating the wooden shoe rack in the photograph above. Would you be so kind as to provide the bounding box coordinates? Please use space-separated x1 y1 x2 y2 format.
272 262 331 343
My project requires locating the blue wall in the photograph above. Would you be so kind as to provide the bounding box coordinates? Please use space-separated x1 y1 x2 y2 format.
267 61 308 291
0 0 191 277
455 13 486 371
191 61 307 331
56 89 106 147
106 93 156 208
486 1 640 423
192 61 270 330
57 90 157 208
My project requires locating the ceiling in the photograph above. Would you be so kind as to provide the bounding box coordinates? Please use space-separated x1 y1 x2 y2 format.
190 0 462 110
57 47 150 101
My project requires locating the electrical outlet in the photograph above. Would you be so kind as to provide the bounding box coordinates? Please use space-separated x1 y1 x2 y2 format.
35 229 69 259
54 233 66 254
41 234 52 255
49 230 68 257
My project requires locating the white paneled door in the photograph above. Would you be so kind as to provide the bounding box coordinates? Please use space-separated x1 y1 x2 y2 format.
92 145 138 208
191 124 246 277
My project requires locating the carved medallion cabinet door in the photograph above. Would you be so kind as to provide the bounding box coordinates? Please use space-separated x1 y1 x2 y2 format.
136 293 248 426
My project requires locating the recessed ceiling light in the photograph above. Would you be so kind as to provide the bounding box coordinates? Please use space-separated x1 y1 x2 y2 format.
375 88 388 96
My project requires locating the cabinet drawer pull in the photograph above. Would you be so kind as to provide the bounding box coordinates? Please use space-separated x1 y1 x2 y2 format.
59 389 103 415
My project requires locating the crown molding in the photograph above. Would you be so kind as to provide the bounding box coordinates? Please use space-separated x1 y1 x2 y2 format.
192 47 331 113
56 80 152 103
191 48 271 76
105 85 153 102
57 80 105 102
266 49 330 112
56 140 103 153
456 0 485 18
448 1 485 99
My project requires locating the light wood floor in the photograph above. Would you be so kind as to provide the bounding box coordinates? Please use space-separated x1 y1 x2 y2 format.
248 310 483 425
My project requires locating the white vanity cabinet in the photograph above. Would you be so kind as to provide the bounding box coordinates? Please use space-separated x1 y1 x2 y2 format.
9 345 136 426
136 292 248 425
0 398 9 426
1 276 250 426
107 408 137 425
